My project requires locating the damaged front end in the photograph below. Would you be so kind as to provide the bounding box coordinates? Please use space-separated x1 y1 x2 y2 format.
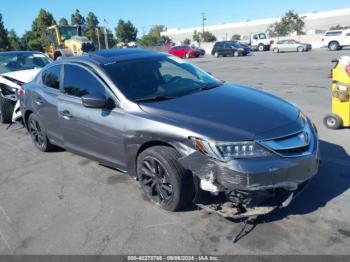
179 118 319 219
0 75 24 123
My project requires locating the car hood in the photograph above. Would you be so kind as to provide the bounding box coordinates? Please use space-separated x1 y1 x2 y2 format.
139 83 302 141
0 68 41 84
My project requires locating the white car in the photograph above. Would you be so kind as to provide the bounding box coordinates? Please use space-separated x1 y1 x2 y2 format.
322 29 350 51
0 51 51 123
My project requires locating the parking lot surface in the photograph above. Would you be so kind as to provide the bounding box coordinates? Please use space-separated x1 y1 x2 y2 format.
0 49 350 255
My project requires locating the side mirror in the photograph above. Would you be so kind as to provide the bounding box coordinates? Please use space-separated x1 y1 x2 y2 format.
81 94 107 108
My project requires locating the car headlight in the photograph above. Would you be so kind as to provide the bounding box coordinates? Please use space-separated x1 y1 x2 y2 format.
189 137 272 161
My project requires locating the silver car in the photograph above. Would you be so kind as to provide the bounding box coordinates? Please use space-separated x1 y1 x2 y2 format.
272 39 312 53
20 49 319 219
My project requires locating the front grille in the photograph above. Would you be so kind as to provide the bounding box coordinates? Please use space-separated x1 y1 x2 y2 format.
274 144 310 156
260 129 313 157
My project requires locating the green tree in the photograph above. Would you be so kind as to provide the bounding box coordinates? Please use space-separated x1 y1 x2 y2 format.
193 30 201 43
183 38 191 45
8 29 21 50
201 31 216 42
30 9 56 50
71 9 85 26
268 10 305 36
0 13 9 51
138 25 169 46
85 12 99 45
148 25 166 39
21 30 42 51
59 17 68 25
115 19 137 43
231 34 241 40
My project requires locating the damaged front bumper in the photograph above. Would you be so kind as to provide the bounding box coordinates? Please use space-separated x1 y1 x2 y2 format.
179 131 319 218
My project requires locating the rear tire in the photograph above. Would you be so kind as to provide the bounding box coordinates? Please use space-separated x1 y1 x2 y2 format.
233 51 239 57
28 113 55 152
0 95 15 124
185 52 190 59
137 146 194 211
273 48 279 53
214 52 219 58
324 113 342 129
328 41 340 51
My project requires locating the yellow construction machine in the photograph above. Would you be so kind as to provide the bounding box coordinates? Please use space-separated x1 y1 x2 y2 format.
45 25 95 60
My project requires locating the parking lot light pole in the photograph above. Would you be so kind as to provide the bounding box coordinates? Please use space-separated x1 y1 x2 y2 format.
202 12 206 35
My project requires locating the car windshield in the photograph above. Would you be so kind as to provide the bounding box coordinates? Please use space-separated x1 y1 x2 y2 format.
60 26 78 41
0 53 51 74
102 55 222 102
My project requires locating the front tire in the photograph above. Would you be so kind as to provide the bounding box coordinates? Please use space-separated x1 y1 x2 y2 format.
258 44 264 52
273 47 279 53
137 146 194 211
185 52 190 59
0 95 15 124
214 52 219 58
324 113 342 129
297 46 304 52
233 51 239 57
28 113 54 152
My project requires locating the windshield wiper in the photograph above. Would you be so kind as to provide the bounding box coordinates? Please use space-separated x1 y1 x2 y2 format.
134 95 175 103
199 82 223 91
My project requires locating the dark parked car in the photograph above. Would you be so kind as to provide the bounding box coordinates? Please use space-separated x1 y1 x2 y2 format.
191 45 206 56
211 41 251 58
20 49 319 218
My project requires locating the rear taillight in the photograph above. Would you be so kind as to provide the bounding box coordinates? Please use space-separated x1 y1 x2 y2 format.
328 70 333 79
17 87 24 97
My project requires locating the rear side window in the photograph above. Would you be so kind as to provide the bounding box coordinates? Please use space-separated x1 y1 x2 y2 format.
325 31 342 36
42 65 60 89
63 64 105 98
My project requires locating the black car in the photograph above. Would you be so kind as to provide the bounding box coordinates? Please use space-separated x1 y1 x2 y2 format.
211 41 251 58
20 49 318 218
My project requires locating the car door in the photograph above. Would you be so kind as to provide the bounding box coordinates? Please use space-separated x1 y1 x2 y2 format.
223 43 233 56
218 42 226 55
58 63 126 170
288 40 298 51
279 40 288 52
32 64 63 146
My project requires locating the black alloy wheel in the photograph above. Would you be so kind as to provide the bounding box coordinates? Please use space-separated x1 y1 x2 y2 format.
28 114 54 152
140 156 173 205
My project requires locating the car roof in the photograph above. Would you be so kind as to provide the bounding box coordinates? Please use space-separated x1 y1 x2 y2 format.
59 48 168 65
0 51 44 55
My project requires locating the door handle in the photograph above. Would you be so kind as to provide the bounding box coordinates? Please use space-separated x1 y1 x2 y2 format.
61 110 72 120
34 97 43 106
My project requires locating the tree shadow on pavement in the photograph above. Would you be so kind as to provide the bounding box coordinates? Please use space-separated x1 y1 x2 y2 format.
262 139 350 223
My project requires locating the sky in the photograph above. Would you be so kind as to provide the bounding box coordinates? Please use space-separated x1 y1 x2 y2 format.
1 0 350 36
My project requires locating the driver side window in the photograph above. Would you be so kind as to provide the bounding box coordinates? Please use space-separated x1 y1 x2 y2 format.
63 64 106 98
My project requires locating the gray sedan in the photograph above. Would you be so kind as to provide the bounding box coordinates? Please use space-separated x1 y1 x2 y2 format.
272 39 312 53
20 49 319 219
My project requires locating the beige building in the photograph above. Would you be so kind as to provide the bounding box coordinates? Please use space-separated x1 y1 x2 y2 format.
161 8 350 43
